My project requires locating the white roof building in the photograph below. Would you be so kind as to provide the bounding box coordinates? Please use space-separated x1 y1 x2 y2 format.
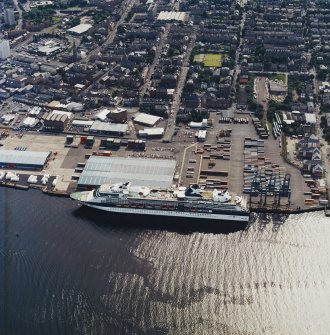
29 106 42 116
92 109 110 121
22 117 38 128
139 128 164 137
189 119 208 128
305 113 316 124
133 113 161 126
67 23 93 35
197 130 207 141
157 11 188 21
1 114 15 125
78 156 176 188
71 120 94 127
50 110 73 119
0 150 51 170
89 121 128 136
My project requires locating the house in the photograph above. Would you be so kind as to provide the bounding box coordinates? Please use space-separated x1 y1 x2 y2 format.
302 159 323 178
307 102 315 113
159 74 177 89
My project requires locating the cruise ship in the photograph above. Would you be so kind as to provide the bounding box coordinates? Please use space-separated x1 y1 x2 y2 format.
70 182 250 227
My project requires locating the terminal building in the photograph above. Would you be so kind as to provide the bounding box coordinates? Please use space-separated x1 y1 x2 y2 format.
0 150 51 170
77 156 176 189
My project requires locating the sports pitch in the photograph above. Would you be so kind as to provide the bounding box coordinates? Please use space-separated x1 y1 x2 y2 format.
194 54 222 67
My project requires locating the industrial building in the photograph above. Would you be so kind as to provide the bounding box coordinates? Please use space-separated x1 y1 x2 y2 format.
78 156 176 189
0 150 51 170
133 113 161 127
1 114 15 125
196 130 207 142
71 120 93 128
139 127 164 138
67 23 93 36
22 117 38 128
44 112 69 130
92 109 111 121
89 121 128 136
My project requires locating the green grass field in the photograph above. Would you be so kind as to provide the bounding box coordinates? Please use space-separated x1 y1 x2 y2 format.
268 73 286 83
193 54 222 67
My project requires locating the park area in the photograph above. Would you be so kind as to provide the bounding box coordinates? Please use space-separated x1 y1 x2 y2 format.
193 53 222 67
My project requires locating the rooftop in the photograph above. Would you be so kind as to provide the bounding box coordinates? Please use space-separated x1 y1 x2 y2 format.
90 121 128 134
157 11 188 21
67 23 93 35
78 156 176 188
0 149 51 166
133 113 161 126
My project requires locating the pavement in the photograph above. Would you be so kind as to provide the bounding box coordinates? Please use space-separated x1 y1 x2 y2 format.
2 133 74 192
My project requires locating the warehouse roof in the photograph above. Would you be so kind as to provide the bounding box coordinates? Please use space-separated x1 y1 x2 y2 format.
71 119 94 127
92 109 110 121
139 127 164 137
22 117 38 128
67 23 92 35
78 156 176 188
89 121 128 134
133 113 161 126
0 150 51 166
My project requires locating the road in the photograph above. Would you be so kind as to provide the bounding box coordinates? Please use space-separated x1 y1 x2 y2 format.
255 76 268 110
163 27 197 142
314 100 330 201
12 0 23 30
232 11 246 94
139 24 170 98
178 142 196 184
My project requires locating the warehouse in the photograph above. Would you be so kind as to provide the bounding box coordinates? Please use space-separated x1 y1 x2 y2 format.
78 156 176 189
71 120 94 128
0 150 51 170
138 127 164 138
92 109 110 121
44 113 69 130
133 113 161 127
89 121 128 136
22 117 39 129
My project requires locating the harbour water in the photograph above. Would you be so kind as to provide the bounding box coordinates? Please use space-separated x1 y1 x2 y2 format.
1 187 330 335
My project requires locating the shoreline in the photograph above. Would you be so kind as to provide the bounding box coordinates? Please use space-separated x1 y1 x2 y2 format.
1 181 329 216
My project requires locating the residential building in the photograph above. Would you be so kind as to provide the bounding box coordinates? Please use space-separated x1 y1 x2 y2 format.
0 39 10 60
4 9 15 26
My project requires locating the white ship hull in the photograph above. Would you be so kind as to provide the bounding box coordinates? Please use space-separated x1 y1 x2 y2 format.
81 202 250 222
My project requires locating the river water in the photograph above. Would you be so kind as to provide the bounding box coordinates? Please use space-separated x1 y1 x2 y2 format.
0 187 330 335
